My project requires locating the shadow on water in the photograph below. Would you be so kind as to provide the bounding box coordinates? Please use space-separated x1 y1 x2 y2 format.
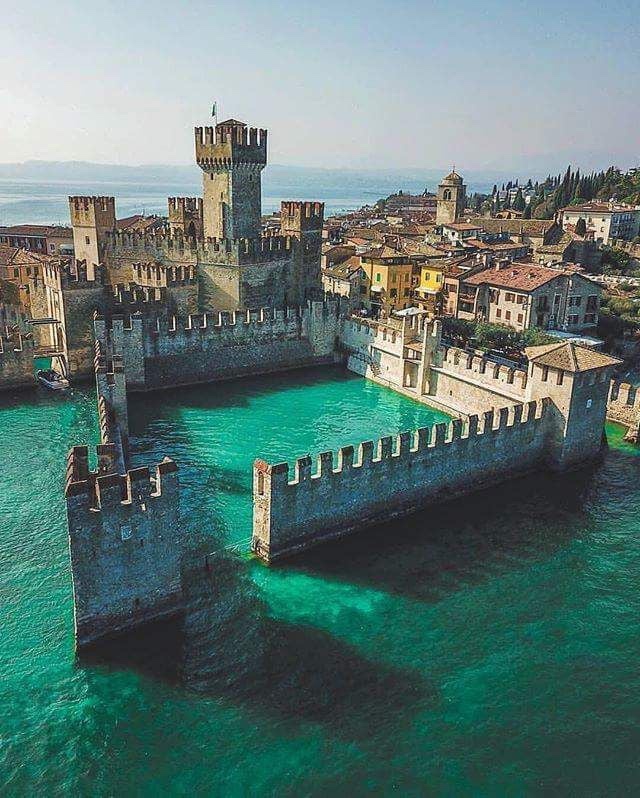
280 462 608 604
128 365 359 421
78 542 430 740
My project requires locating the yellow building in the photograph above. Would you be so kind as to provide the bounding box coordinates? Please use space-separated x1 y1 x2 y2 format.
414 261 445 313
360 246 415 315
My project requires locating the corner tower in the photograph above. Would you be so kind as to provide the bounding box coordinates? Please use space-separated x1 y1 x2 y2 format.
68 196 116 280
280 201 325 303
436 170 466 225
195 119 267 240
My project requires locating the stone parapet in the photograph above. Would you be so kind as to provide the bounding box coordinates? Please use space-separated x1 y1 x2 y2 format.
252 399 549 562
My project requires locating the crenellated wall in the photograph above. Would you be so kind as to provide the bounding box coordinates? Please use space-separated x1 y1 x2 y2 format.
607 381 640 442
252 400 550 562
104 297 347 391
65 444 183 648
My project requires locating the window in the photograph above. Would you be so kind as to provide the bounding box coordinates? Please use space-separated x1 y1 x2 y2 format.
376 273 381 282
390 288 397 298
505 311 511 320
568 314 579 325
516 295 524 304
568 296 582 307
505 292 515 302
496 308 502 318
436 273 442 282
541 366 549 382
517 313 523 324
557 370 564 385
85 236 90 245
585 313 596 323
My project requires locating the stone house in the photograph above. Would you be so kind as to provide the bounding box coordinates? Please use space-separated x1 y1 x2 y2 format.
321 256 369 309
457 261 601 332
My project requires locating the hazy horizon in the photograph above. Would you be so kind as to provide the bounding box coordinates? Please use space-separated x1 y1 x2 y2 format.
1 0 638 172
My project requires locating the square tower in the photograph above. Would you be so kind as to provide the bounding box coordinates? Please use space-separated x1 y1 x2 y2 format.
168 197 204 239
69 196 116 280
436 171 466 226
195 120 267 240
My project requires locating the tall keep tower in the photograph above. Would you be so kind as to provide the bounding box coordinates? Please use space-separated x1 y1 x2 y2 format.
436 170 466 225
195 119 267 240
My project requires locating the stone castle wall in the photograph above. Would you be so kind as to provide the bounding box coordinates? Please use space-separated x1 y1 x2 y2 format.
607 381 640 442
109 298 346 391
252 400 550 562
66 445 183 648
0 328 35 389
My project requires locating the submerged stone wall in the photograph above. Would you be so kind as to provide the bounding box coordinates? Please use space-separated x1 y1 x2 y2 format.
252 400 550 562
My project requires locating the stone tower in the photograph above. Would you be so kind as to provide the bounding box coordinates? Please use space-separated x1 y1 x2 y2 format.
524 341 620 469
68 196 116 280
436 170 466 225
168 197 204 239
195 119 267 240
66 444 184 648
280 201 325 304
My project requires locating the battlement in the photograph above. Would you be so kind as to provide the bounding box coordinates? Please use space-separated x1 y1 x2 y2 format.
252 399 550 562
195 123 267 170
280 201 325 231
69 196 116 227
104 229 294 265
65 440 182 648
107 282 169 308
438 345 528 394
168 197 203 216
131 262 197 287
65 444 177 509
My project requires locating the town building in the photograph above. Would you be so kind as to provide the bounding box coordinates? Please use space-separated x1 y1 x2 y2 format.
456 261 601 332
0 225 74 256
560 201 640 245
435 170 466 225
360 245 416 315
321 256 369 308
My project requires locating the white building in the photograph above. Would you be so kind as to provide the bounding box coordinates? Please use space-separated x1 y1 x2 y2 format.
560 201 640 245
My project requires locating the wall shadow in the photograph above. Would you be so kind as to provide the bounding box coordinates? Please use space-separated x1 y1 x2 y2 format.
279 463 605 605
78 543 431 741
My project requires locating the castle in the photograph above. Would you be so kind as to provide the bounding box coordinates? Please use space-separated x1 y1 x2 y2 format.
1 117 325 384
0 112 636 651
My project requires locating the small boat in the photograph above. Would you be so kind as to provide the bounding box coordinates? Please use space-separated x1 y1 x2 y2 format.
36 369 69 391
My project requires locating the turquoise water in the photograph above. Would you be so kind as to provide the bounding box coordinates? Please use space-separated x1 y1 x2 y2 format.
1 367 639 796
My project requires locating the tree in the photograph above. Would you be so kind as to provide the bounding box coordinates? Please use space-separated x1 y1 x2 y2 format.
574 217 587 236
523 203 532 219
512 188 526 212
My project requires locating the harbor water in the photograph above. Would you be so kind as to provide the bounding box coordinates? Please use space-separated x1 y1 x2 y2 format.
1 366 639 795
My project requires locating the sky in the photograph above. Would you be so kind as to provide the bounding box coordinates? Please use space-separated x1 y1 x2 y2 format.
0 0 639 172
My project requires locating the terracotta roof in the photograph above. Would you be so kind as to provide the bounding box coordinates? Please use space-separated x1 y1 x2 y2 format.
442 222 483 231
478 219 556 237
323 256 364 279
0 245 19 267
0 224 72 238
463 238 526 251
525 342 621 372
462 262 569 291
561 202 639 214
441 170 463 184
